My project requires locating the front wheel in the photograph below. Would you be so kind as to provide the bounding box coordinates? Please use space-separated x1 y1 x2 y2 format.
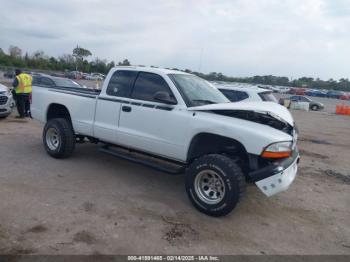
0 114 10 119
311 105 319 111
185 154 246 217
43 118 75 158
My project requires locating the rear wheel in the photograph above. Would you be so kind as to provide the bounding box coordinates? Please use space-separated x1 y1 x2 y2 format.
43 118 75 158
185 154 246 217
311 105 319 111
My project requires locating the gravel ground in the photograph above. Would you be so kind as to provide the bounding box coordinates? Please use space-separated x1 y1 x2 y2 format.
0 107 349 255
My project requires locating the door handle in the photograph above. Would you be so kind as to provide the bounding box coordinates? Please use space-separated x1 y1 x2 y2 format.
122 105 132 112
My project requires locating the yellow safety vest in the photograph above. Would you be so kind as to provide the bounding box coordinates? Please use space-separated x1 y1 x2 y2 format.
15 73 32 94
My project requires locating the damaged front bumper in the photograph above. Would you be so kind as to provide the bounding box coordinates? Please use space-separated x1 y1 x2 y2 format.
249 150 300 197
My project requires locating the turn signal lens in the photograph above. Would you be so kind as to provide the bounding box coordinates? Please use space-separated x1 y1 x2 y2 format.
261 151 291 159
261 141 292 159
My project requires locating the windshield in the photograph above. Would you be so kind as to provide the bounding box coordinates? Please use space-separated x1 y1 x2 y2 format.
258 91 277 102
169 74 229 107
300 96 311 102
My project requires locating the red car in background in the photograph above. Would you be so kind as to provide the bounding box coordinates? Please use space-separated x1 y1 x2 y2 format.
327 90 349 100
288 88 298 94
295 88 307 95
340 94 350 100
289 88 307 95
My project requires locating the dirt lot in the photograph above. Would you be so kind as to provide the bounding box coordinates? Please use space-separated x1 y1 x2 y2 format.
0 104 349 255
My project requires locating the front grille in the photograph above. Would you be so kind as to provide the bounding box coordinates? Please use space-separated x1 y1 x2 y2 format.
0 96 8 105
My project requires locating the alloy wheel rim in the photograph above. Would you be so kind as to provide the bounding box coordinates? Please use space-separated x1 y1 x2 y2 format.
46 127 60 150
194 170 226 204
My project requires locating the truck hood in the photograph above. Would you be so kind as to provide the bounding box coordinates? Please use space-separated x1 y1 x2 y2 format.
188 102 294 126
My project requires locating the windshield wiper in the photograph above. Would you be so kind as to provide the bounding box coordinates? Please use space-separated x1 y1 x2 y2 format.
192 99 216 105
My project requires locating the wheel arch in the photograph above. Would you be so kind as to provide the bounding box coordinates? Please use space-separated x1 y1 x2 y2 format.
186 133 249 168
46 103 72 125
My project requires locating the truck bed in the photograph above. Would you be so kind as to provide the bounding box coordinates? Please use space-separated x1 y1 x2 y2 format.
32 85 101 137
48 86 101 98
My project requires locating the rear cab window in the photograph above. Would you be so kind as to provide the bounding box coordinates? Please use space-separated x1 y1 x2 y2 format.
106 70 138 97
33 77 55 87
32 76 40 86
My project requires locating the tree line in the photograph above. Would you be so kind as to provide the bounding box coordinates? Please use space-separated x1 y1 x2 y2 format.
0 45 349 91
0 45 131 75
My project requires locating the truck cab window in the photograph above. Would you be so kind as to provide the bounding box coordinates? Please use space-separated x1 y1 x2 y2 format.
40 77 55 87
131 72 175 102
106 70 138 97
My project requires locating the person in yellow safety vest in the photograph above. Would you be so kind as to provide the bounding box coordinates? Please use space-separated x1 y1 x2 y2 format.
12 69 32 119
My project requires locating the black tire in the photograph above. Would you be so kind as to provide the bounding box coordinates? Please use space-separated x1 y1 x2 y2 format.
185 154 246 217
43 118 75 158
311 105 319 111
0 114 10 119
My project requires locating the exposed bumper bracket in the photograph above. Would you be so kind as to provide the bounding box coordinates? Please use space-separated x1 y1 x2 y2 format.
248 150 300 197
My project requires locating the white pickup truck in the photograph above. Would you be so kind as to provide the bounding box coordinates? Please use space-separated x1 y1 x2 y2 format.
32 67 299 217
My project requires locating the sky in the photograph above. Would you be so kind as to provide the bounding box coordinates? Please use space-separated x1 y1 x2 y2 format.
0 0 349 80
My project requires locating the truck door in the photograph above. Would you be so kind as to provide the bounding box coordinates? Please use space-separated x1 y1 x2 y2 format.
117 72 190 162
93 70 138 143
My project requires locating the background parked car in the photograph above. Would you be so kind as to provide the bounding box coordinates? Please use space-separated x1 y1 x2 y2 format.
217 85 278 103
65 71 83 80
275 86 290 93
88 73 105 81
295 88 307 95
0 83 14 118
288 88 308 95
50 72 66 78
33 75 85 89
327 90 348 99
3 69 15 79
306 89 328 97
267 86 290 93
81 73 90 79
279 95 324 111
86 74 101 81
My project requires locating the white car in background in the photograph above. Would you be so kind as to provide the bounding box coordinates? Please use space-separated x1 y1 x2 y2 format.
87 73 105 81
0 83 14 119
272 86 290 94
216 84 278 103
257 85 290 94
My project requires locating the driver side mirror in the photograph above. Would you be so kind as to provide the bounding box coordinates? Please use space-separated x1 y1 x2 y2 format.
153 91 177 105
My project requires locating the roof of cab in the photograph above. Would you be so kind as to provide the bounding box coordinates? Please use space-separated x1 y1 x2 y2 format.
112 66 191 75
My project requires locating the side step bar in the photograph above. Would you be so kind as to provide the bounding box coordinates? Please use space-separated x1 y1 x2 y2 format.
99 146 185 175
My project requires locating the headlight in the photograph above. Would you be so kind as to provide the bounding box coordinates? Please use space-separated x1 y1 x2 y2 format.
261 141 293 159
